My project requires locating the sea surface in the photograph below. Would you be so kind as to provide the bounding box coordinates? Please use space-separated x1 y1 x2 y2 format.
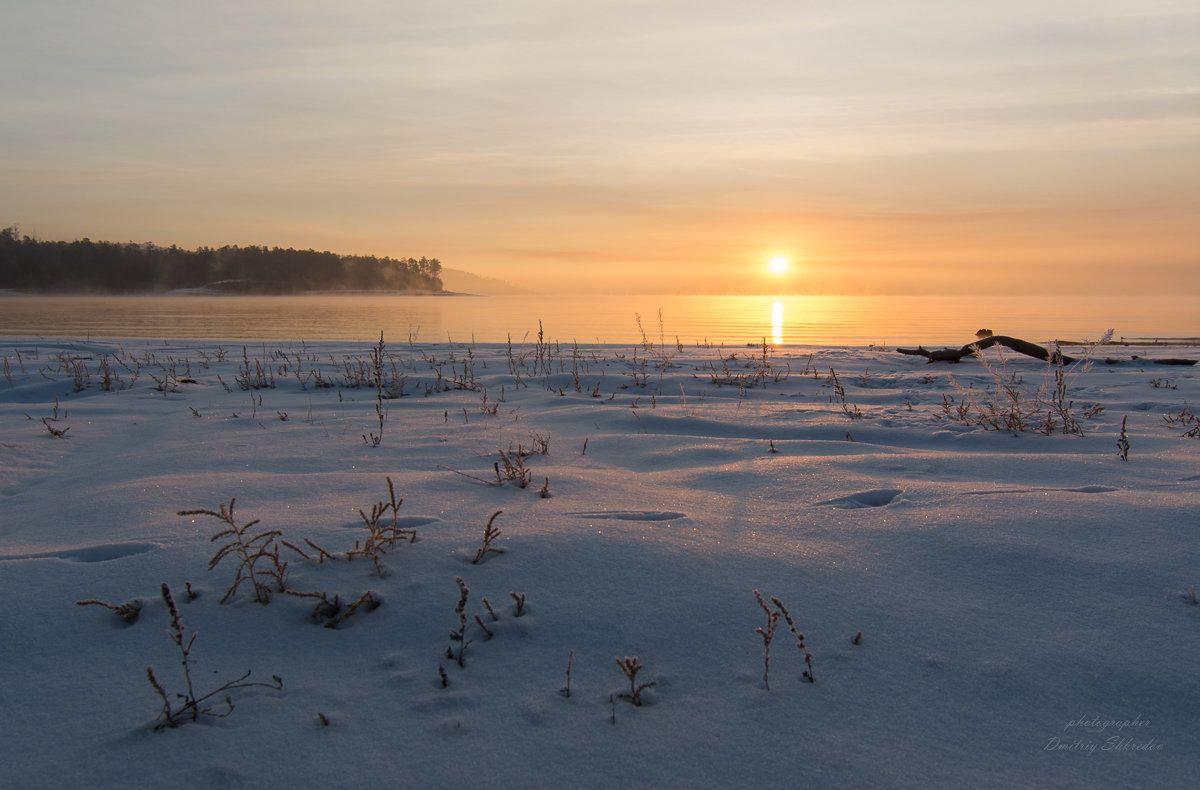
0 292 1193 347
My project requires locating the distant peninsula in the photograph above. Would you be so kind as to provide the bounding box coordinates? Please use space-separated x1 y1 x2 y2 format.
0 227 443 294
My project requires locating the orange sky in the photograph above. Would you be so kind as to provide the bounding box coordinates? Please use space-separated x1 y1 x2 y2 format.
2 2 1197 295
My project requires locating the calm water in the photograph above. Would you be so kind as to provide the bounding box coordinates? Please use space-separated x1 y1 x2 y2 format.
0 293 1193 347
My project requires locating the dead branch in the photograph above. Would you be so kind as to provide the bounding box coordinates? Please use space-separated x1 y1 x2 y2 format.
897 336 1195 365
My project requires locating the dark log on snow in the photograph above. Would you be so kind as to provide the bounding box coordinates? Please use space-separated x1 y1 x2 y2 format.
1133 357 1198 366
896 336 1196 366
896 335 1076 364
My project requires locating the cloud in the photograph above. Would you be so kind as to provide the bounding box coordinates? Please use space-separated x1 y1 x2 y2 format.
2 1 1197 294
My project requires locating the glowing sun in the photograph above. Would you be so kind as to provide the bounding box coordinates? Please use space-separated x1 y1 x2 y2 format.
768 256 789 274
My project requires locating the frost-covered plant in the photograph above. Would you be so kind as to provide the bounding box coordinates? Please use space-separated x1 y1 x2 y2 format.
828 368 863 420
946 364 1028 433
41 417 69 438
363 332 388 447
231 345 274 391
179 498 285 604
473 613 493 638
281 537 336 564
772 596 814 683
234 344 274 391
753 589 780 690
448 576 470 666
325 589 381 628
283 588 381 628
40 396 69 438
75 597 142 624
445 577 499 667
1043 349 1087 435
146 583 282 730
529 432 550 455
492 435 550 488
634 309 683 393
560 649 574 698
494 447 532 487
146 357 183 395
347 476 415 574
1117 416 1131 461
615 655 656 706
704 339 789 389
754 590 814 688
944 331 1111 436
1163 403 1200 438
471 511 505 564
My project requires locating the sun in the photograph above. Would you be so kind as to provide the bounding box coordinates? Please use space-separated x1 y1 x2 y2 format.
768 256 789 274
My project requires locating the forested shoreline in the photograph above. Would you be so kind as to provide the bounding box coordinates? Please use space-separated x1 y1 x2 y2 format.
0 227 443 293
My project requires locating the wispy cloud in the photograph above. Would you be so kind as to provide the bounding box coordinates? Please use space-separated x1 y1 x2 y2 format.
2 1 1196 293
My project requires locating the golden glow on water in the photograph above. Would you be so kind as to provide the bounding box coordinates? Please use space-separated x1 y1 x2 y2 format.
0 293 1191 346
771 301 784 344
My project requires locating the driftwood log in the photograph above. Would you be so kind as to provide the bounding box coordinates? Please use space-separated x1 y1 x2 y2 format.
896 335 1196 366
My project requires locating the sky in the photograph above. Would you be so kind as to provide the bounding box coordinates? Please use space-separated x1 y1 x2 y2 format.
2 1 1197 295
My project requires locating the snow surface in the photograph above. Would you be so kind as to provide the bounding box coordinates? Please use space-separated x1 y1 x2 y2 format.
1 336 1197 789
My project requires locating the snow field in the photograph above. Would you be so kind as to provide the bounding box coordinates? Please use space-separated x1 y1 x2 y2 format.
1 336 1197 789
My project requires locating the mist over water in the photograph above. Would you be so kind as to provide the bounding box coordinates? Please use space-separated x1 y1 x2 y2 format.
0 293 1192 346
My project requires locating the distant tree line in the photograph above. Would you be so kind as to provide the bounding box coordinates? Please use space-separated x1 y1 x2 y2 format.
0 227 443 293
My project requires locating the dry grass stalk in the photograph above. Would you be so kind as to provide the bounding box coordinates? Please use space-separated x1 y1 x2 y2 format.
305 537 336 563
326 590 381 628
754 589 779 690
283 588 380 627
560 649 574 697
828 368 863 420
448 576 473 667
363 332 388 446
771 595 814 683
284 589 342 622
75 597 142 623
41 417 69 438
615 655 656 706
347 476 414 573
756 590 815 688
1117 416 1131 461
943 332 1111 436
494 447 532 487
179 498 285 604
147 583 282 730
473 614 493 638
1163 403 1200 438
471 511 505 564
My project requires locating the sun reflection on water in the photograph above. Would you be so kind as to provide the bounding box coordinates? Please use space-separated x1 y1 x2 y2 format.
0 292 1178 346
